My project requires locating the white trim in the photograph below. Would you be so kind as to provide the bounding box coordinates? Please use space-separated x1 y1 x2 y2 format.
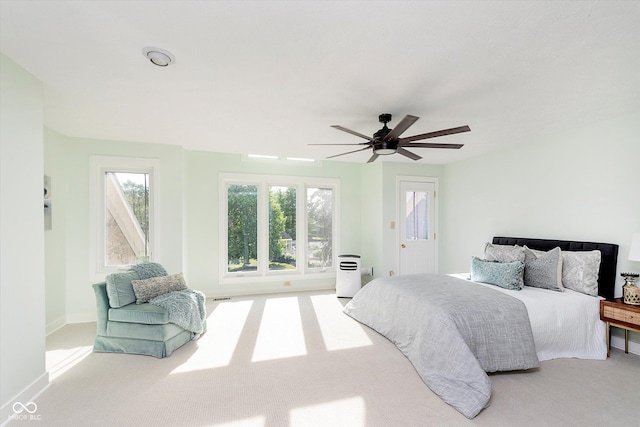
219 173 340 286
89 155 160 283
611 334 640 356
395 175 439 275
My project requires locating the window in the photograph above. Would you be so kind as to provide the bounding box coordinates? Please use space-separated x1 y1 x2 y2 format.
105 172 150 266
269 186 297 271
306 186 333 269
227 184 258 273
90 156 159 275
405 190 429 240
221 174 338 281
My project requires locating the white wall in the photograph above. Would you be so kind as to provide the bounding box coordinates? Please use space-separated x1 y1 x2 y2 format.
43 136 185 325
183 150 363 297
0 54 48 420
441 111 640 346
43 129 68 332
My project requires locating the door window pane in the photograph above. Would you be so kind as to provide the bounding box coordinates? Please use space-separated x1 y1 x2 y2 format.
269 186 297 271
227 184 258 272
105 172 150 266
307 187 333 269
405 191 428 240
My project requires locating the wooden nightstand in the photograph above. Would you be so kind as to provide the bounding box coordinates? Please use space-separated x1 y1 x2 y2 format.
600 299 640 356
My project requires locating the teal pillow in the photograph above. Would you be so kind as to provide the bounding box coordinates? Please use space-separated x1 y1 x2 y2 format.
105 271 140 308
128 262 167 280
470 256 524 291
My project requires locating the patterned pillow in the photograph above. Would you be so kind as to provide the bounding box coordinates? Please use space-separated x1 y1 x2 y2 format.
470 256 524 291
131 273 188 304
484 243 525 262
128 262 168 280
523 246 564 291
562 250 601 296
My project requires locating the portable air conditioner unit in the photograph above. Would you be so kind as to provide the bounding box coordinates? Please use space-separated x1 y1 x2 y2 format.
336 254 361 298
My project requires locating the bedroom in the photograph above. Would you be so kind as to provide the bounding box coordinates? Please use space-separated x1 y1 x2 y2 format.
1 1 639 425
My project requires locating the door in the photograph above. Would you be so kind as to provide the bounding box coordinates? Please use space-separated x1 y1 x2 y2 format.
398 179 436 275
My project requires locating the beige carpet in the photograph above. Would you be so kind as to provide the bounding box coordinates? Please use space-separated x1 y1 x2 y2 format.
25 290 640 427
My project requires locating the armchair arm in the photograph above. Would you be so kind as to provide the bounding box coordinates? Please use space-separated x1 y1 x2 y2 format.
92 282 109 336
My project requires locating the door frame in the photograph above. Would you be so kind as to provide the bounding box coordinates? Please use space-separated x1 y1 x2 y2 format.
395 175 439 275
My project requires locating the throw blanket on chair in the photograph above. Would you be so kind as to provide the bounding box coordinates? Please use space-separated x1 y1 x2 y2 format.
150 289 206 338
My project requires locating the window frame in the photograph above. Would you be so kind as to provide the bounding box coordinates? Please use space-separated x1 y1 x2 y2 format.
90 155 160 278
219 173 339 284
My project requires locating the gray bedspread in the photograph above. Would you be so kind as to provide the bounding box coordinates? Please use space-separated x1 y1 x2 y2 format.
343 273 539 419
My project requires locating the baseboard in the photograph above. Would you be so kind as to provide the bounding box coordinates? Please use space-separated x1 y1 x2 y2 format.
0 372 49 426
610 335 640 356
65 311 96 325
46 316 66 336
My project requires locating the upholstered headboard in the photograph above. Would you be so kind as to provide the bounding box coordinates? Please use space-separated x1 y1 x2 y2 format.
492 236 619 301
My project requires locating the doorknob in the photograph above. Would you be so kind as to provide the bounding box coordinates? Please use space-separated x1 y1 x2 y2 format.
401 244 406 248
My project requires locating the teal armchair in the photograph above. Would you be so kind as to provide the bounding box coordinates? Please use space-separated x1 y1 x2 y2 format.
92 282 203 358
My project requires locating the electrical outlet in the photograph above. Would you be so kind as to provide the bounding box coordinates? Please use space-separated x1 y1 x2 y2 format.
389 270 394 276
390 221 395 230
284 281 291 287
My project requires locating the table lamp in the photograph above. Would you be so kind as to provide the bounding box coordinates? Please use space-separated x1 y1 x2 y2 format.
622 232 640 305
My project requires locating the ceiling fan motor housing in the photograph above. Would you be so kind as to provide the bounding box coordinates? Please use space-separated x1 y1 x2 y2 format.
378 113 392 124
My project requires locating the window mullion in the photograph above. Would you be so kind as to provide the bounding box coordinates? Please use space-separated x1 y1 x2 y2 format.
257 182 269 276
299 183 308 274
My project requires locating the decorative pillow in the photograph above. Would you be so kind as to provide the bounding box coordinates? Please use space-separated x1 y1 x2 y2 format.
128 262 168 280
523 246 564 291
470 257 524 291
484 243 525 263
105 271 140 308
131 273 188 304
484 243 525 288
561 250 601 296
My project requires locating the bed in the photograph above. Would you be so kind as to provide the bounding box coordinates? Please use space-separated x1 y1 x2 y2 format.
343 236 619 419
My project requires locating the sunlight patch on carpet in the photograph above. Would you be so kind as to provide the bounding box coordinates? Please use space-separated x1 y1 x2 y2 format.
47 346 93 381
310 295 372 351
252 297 306 362
290 396 365 427
172 300 253 373
211 416 266 427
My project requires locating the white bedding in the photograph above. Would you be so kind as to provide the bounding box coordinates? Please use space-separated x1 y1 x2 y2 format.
450 274 607 361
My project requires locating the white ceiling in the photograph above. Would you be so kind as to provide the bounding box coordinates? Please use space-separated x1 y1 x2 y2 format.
1 1 639 164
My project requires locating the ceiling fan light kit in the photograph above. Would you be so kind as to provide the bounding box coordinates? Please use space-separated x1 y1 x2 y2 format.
311 113 470 163
142 47 176 67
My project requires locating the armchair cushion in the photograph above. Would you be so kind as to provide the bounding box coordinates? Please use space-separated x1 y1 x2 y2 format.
108 303 169 325
105 271 140 308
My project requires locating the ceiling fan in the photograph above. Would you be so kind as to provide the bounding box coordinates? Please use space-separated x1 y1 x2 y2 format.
311 113 470 163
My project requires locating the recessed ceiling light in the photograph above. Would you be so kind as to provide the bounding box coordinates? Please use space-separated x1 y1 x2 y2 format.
142 47 176 67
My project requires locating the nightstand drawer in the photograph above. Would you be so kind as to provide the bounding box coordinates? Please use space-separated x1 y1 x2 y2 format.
603 305 640 326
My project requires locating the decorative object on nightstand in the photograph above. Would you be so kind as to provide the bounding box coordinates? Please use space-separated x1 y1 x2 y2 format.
622 233 640 305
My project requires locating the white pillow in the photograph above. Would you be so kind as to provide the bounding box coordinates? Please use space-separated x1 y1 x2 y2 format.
484 243 525 263
561 250 601 296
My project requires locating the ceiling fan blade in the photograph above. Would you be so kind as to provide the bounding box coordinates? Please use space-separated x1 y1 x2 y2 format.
399 125 470 143
326 146 371 159
403 142 464 149
331 125 376 142
367 153 379 163
309 143 370 146
397 147 422 161
384 115 419 141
